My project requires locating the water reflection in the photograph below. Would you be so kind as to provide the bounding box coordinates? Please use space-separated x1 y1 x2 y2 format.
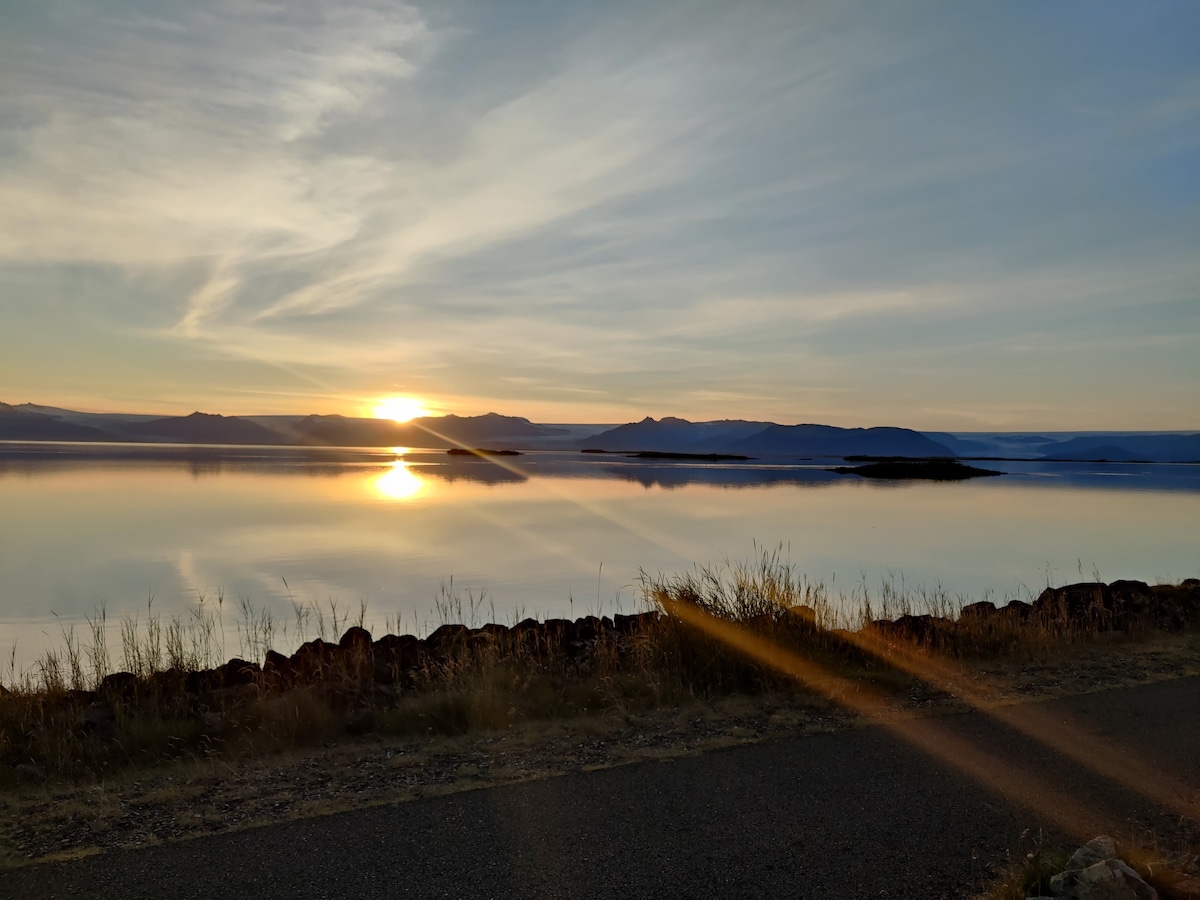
2 443 1198 493
372 461 427 501
1 443 1198 676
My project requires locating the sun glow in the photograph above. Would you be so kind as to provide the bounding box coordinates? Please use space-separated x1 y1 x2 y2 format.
372 397 430 423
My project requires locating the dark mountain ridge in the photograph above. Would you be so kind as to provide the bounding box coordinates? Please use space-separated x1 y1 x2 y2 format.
2 401 1195 459
1038 434 1200 463
580 418 955 458
729 424 954 458
0 403 115 442
580 417 772 453
124 412 290 445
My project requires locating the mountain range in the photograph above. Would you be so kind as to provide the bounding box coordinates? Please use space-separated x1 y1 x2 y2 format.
1 402 1197 462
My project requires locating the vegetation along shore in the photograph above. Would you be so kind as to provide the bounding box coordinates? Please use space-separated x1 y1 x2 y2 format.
2 559 1198 885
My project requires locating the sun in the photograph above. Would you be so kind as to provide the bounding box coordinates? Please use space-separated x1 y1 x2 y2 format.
372 397 430 423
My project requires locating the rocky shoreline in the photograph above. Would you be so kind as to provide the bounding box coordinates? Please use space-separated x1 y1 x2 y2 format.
19 579 1198 752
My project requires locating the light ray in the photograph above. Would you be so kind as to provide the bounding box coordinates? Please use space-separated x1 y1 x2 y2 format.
659 597 1196 840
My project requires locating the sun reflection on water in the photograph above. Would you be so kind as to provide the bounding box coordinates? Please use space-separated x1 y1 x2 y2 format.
372 461 427 502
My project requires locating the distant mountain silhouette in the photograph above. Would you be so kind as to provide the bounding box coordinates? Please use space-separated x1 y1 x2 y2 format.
0 403 116 441
294 412 566 448
411 413 566 443
579 417 772 452
291 415 409 447
580 417 954 458
125 412 289 445
729 424 955 458
3 400 1194 461
1039 434 1200 463
920 432 1001 456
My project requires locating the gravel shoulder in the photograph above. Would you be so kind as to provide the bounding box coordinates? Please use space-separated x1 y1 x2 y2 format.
3 633 1198 895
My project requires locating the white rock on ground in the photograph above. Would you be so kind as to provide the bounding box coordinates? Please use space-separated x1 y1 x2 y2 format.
1027 835 1158 900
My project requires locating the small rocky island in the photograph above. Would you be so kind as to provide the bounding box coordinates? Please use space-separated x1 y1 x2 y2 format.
446 448 522 457
832 459 1003 480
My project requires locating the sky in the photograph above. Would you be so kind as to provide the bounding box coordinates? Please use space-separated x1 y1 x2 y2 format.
0 0 1197 430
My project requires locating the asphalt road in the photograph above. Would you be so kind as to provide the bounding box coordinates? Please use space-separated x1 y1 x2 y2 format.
7 677 1199 900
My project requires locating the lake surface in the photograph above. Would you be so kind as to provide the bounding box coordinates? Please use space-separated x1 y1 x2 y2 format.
2 442 1198 673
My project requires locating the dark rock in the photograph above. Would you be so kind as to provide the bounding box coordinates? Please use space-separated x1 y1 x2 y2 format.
890 614 955 644
147 667 187 696
99 671 139 700
290 640 338 680
214 657 261 688
372 658 400 685
511 618 542 640
959 600 997 620
263 649 295 684
614 612 660 635
339 626 373 653
184 669 214 694
542 619 575 644
426 624 469 652
374 633 420 654
1108 579 1151 601
573 616 603 641
998 599 1032 621
1034 582 1113 627
466 629 497 653
372 634 425 683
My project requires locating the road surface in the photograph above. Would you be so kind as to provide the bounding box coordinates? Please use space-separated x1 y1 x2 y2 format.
7 677 1199 899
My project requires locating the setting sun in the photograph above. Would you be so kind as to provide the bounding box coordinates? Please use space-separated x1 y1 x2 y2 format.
372 397 430 423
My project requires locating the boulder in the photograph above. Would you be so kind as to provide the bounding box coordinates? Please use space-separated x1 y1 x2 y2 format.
1042 836 1159 900
338 626 373 653
999 600 1033 621
1049 858 1158 899
263 649 296 684
572 616 603 641
425 624 469 653
891 614 954 644
290 640 338 681
1034 582 1113 627
99 671 139 700
614 611 660 635
511 618 542 640
214 657 260 688
959 600 998 620
1069 836 1118 869
542 618 576 644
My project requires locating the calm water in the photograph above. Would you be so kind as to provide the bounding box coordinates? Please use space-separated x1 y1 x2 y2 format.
2 443 1198 672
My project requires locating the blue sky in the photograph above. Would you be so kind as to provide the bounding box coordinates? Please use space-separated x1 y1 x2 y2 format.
1 0 1197 428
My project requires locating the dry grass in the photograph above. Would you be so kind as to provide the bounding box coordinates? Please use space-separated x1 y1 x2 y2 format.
2 551 1197 789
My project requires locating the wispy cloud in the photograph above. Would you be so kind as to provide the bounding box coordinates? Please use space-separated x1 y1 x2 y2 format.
1 1 1197 427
